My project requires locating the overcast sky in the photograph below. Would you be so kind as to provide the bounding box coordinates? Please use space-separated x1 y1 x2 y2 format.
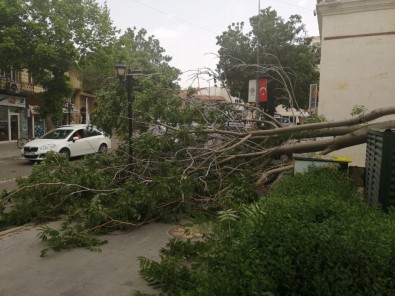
96 0 320 88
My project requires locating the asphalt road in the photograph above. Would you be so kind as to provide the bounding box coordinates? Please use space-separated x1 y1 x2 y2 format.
0 158 33 190
0 136 120 190
0 141 176 296
0 142 32 190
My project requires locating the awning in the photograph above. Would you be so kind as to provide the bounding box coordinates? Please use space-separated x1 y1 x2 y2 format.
0 94 26 107
28 105 40 115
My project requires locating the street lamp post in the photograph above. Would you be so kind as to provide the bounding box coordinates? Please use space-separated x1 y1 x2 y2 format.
115 64 142 165
125 68 133 165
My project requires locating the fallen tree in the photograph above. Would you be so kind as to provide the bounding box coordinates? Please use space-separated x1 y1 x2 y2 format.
173 104 395 186
2 61 395 252
2 93 395 253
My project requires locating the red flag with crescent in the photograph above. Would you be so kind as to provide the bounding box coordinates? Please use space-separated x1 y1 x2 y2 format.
258 79 268 102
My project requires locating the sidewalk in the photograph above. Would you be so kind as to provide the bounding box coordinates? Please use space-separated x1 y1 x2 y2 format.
0 141 21 160
0 222 175 296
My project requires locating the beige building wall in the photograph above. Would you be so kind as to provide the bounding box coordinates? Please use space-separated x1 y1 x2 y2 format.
317 0 395 166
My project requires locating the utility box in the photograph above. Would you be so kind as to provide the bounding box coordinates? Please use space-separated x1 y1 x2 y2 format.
365 129 395 210
293 153 351 174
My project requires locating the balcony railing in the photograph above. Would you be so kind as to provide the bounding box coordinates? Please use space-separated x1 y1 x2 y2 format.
0 77 35 95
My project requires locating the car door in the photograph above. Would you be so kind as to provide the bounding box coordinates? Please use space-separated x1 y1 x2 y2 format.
69 129 89 156
85 128 102 153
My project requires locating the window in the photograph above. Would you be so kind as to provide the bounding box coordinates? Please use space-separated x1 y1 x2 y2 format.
86 129 101 137
28 73 34 84
42 129 73 139
10 70 20 82
0 69 21 81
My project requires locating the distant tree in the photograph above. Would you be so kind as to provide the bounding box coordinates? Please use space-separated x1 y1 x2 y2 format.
89 27 182 139
216 7 320 115
0 0 27 71
0 0 117 130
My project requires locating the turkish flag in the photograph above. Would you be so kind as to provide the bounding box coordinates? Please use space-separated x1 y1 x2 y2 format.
258 79 268 102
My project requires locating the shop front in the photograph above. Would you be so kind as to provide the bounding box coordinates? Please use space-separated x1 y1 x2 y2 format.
27 105 45 138
0 94 28 142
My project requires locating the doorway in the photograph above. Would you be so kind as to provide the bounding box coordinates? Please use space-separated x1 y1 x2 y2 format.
9 113 19 140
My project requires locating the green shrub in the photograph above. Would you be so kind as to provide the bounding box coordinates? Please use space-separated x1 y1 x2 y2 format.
139 169 395 296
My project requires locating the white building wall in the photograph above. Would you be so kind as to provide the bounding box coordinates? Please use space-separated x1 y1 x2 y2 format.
198 86 239 103
317 0 395 166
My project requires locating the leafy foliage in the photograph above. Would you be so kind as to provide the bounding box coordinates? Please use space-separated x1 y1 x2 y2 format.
137 169 395 296
78 27 181 97
84 26 181 140
0 112 260 251
351 105 368 117
39 222 107 257
303 114 327 123
0 0 27 70
0 0 117 127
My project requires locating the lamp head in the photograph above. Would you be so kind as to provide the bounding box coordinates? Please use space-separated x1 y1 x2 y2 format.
130 69 143 77
115 64 127 78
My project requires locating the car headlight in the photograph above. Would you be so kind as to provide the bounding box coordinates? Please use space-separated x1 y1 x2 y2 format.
39 143 57 150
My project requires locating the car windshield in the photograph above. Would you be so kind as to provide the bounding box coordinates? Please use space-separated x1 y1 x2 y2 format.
41 129 73 139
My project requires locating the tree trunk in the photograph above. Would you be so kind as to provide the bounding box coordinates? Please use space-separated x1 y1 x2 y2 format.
45 114 56 131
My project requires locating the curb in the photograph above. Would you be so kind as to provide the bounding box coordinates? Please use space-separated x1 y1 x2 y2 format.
0 224 35 239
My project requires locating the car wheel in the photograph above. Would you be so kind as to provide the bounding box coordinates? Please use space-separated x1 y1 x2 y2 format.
98 144 108 153
59 148 71 160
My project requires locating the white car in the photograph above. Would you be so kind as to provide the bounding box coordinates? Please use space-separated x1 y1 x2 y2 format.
21 124 111 162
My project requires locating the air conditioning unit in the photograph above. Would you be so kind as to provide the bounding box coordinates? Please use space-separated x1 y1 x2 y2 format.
365 129 395 212
10 82 20 93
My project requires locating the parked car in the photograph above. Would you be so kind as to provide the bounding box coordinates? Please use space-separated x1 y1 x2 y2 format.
21 124 111 162
225 120 257 131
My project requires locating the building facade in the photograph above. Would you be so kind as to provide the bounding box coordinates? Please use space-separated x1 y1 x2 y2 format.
65 71 96 126
0 68 95 142
0 69 40 142
316 0 395 165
